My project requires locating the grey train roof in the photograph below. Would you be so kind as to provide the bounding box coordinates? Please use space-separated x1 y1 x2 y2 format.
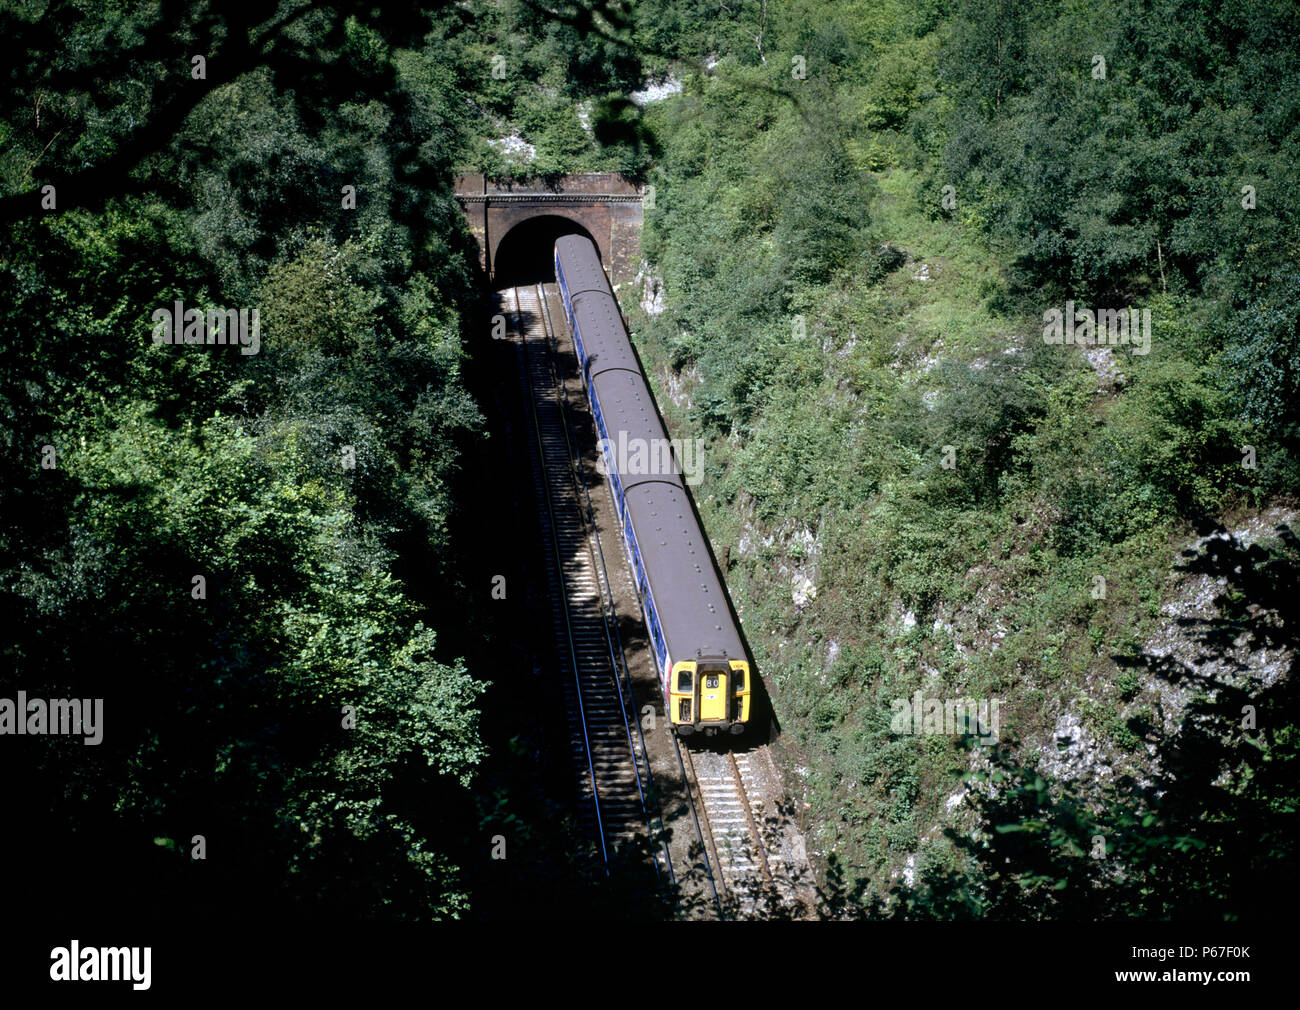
589 369 684 494
556 234 742 664
573 292 642 380
625 481 744 662
556 234 609 295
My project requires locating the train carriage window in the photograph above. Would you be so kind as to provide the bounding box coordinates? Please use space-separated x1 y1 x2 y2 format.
733 670 745 690
677 669 692 692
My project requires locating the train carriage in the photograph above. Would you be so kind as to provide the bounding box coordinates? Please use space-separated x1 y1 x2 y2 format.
554 234 750 736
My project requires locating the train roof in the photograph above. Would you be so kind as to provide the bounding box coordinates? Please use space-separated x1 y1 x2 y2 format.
556 232 746 666
572 290 641 380
555 234 609 295
625 481 745 662
589 369 685 496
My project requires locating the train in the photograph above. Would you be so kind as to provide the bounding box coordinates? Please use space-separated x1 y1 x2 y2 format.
554 234 750 737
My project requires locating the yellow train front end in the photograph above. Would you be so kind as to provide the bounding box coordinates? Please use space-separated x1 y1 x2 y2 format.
669 658 750 737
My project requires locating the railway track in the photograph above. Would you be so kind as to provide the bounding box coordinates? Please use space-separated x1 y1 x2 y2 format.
679 744 783 911
505 283 664 875
507 277 802 917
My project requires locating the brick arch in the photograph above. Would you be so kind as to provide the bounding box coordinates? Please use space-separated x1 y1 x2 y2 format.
454 173 644 285
491 214 603 288
488 205 611 277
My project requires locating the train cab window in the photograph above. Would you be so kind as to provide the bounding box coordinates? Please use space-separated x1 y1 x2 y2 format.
733 671 745 690
676 670 692 692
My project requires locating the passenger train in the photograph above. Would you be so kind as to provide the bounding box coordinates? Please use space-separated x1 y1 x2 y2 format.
554 234 750 736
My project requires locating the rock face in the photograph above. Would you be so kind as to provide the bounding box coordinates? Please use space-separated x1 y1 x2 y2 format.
1083 345 1124 391
732 509 822 614
490 134 535 163
877 507 1296 902
639 269 665 316
630 76 683 105
1037 507 1296 788
1041 710 1111 784
792 573 817 610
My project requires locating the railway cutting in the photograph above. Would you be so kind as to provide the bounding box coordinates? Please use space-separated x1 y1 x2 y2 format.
497 244 817 918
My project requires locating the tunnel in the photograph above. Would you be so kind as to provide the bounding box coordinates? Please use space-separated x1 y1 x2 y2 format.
492 215 601 287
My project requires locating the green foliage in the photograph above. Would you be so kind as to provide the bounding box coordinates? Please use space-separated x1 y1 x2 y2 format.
940 0 1300 306
894 525 1299 920
4 0 1296 925
629 0 1298 919
1216 269 1300 494
0 1 490 921
260 234 381 356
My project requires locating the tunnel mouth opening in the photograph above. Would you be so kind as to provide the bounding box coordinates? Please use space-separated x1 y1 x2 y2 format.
493 215 601 288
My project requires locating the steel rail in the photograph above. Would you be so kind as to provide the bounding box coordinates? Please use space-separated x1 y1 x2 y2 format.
533 281 677 883
511 286 611 871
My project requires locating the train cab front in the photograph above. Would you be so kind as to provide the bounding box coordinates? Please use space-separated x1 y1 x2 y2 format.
670 658 750 738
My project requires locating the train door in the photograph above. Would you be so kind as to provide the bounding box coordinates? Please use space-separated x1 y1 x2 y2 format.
699 667 728 722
